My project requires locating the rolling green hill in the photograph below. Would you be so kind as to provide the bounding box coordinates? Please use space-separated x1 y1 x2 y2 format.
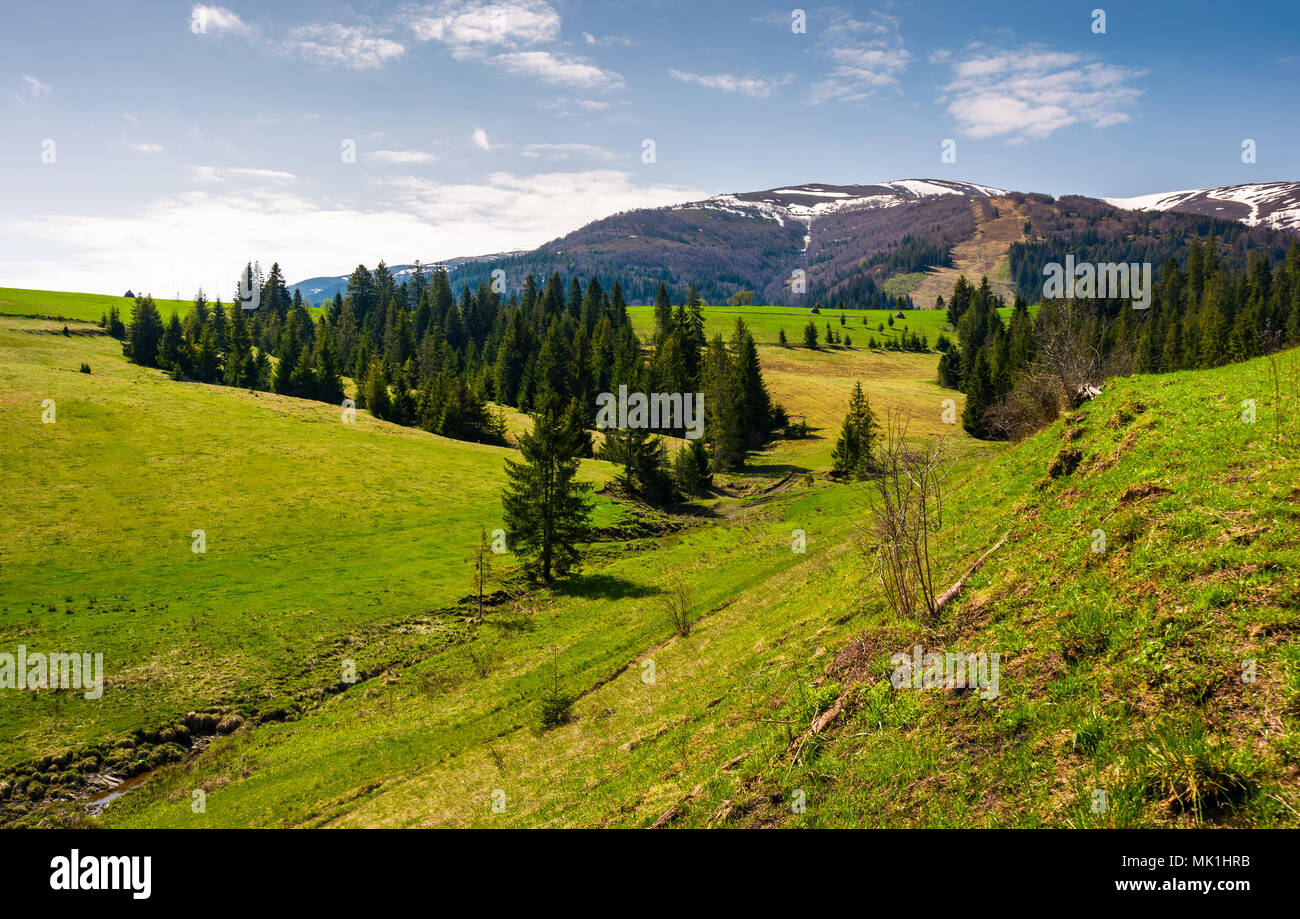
1 305 1296 829
80 343 1298 829
0 287 322 325
0 316 623 779
625 303 968 348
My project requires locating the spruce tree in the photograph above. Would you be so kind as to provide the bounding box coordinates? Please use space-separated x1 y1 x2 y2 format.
703 335 744 471
194 327 220 383
830 381 877 479
672 439 712 496
160 312 185 372
209 297 227 352
105 304 126 339
653 283 673 344
271 331 296 394
289 343 317 398
730 319 771 447
361 361 391 420
962 349 995 438
225 303 255 388
803 319 819 349
123 296 165 363
502 394 593 581
600 425 671 502
314 333 344 404
125 296 165 367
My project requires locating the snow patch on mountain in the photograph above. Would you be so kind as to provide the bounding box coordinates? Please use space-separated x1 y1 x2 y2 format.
1104 182 1300 232
683 178 1005 226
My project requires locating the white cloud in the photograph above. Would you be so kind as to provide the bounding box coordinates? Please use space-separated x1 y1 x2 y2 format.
367 149 440 164
14 74 52 104
668 69 789 99
22 75 53 97
376 169 706 249
581 31 634 47
125 142 165 154
120 111 141 125
409 0 560 48
282 23 405 70
0 171 706 296
409 2 622 91
495 51 624 91
230 167 296 181
939 45 1145 140
521 143 619 161
807 12 911 104
193 6 401 70
472 127 492 151
190 166 297 182
192 5 253 37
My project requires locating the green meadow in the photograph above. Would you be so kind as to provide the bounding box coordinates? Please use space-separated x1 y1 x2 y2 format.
93 344 1300 829
0 286 322 326
0 314 621 773
1 288 209 325
625 303 967 348
0 287 1296 829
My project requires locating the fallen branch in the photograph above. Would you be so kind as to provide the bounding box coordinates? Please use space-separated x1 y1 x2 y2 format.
933 530 1011 612
785 692 848 765
649 784 702 829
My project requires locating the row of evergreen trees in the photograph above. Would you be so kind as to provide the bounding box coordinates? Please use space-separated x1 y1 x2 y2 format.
939 237 1300 439
114 262 783 493
775 318 929 352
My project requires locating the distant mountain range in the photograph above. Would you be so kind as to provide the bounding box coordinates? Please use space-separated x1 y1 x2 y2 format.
290 251 526 304
290 179 1300 308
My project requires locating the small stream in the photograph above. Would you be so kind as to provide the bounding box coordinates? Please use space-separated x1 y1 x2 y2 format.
80 734 216 815
83 772 152 815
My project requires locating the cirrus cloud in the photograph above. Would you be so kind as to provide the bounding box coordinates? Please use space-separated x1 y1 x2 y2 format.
668 69 791 99
496 51 624 91
939 45 1145 140
807 11 911 104
367 149 440 165
408 0 560 48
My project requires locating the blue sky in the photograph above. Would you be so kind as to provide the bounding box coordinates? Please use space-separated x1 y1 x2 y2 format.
2 0 1297 296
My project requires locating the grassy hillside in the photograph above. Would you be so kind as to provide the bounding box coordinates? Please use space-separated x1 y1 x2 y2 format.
85 349 1300 829
626 302 999 472
0 316 624 776
0 288 209 325
742 351 1300 828
3 305 1296 830
626 304 962 348
0 287 322 325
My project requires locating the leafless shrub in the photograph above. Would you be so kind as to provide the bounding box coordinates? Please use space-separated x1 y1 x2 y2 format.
989 300 1135 439
986 366 1068 441
663 575 696 636
858 411 953 622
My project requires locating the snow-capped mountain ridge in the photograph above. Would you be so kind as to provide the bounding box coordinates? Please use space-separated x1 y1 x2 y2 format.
287 178 1299 306
686 178 1005 225
1103 182 1300 232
